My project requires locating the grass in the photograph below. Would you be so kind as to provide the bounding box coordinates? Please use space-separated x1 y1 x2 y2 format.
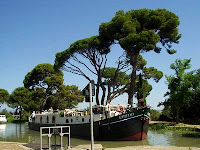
11 119 28 123
149 123 197 131
149 124 168 130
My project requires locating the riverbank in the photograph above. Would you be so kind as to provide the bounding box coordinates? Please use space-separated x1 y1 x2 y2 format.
149 121 200 131
71 145 200 150
1 123 200 149
0 141 32 150
1 142 200 150
105 146 200 150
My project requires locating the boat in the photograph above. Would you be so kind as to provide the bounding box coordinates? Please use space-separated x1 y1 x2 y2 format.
29 104 150 141
0 115 7 124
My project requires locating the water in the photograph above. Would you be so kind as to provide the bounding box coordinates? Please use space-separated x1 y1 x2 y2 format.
0 123 200 148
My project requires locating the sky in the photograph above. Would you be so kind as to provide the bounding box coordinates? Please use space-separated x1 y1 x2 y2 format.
0 0 200 111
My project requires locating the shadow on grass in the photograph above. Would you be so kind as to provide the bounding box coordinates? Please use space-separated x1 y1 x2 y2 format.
182 133 200 138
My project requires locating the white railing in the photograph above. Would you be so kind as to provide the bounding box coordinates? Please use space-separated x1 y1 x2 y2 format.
40 126 70 150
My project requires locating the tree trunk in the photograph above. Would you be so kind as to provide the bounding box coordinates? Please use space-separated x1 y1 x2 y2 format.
40 95 49 111
176 107 180 124
106 83 111 104
96 81 100 105
101 85 106 105
127 54 139 105
96 71 106 105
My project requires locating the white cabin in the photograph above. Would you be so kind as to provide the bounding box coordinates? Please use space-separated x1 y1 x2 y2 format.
29 105 126 125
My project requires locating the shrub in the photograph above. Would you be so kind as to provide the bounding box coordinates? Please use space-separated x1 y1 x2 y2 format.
159 108 173 121
150 109 161 121
149 124 167 130
59 112 64 117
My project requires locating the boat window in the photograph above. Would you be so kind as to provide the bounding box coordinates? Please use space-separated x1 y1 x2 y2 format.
40 116 42 123
47 116 49 123
89 119 90 122
71 119 73 122
82 118 84 122
66 119 69 123
52 116 56 124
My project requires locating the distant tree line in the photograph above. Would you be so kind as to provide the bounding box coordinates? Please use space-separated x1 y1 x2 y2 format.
0 63 84 120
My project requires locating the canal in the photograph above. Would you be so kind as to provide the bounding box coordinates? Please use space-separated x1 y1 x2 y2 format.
0 123 200 148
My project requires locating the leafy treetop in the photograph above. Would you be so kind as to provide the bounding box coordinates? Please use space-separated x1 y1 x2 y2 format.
99 8 181 105
0 89 9 107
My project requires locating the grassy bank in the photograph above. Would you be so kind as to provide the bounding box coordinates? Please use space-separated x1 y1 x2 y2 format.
149 121 200 131
8 119 28 123
7 117 28 123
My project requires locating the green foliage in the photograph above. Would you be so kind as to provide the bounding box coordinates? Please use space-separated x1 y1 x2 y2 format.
54 36 108 70
178 69 200 123
136 78 152 99
99 8 181 54
49 85 84 110
24 63 63 91
161 59 200 123
11 119 28 123
21 110 30 120
7 87 31 119
99 8 181 105
56 85 84 109
149 124 168 130
102 67 130 87
159 108 173 121
59 111 64 117
149 124 197 131
0 109 12 118
55 36 109 105
24 63 64 110
8 87 31 110
7 117 15 123
0 109 17 123
54 8 179 105
29 88 45 111
0 89 9 107
143 67 163 82
102 62 161 104
150 109 161 121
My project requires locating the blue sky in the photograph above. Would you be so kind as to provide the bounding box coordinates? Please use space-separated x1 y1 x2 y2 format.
0 0 200 111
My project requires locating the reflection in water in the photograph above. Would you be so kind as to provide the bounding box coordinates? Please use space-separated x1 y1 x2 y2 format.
147 130 171 146
0 124 6 137
0 123 200 148
148 130 200 148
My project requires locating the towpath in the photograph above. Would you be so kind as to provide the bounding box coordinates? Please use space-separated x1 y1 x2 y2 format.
1 142 200 150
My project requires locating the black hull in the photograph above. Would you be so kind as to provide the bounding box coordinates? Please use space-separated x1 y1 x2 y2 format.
100 115 149 140
29 112 149 141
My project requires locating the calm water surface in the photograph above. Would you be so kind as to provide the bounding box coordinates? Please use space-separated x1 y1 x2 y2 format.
0 123 200 148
